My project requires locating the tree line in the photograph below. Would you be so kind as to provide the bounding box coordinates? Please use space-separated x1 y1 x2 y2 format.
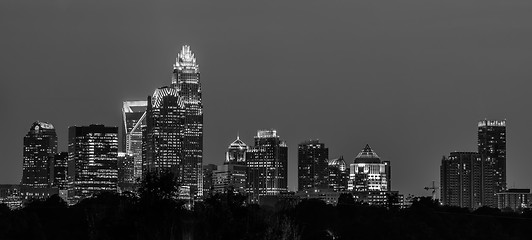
1 172 531 240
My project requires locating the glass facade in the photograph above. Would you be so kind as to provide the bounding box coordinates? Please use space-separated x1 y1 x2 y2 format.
22 121 58 200
478 119 506 207
327 156 349 192
246 129 288 202
68 125 119 203
172 45 203 198
144 87 186 182
298 140 329 191
122 100 147 182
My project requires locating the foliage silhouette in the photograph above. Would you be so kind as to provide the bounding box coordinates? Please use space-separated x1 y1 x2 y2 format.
1 185 532 240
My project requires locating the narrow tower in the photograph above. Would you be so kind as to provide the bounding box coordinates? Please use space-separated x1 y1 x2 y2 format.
172 45 203 197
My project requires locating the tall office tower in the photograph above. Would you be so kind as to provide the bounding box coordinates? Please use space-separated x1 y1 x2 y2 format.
213 136 248 194
122 101 148 182
172 45 203 197
246 130 288 202
21 121 58 200
202 164 217 198
117 152 135 192
68 125 118 202
327 156 349 192
52 152 69 200
143 87 186 181
478 120 506 197
348 145 390 192
440 152 493 209
298 140 329 191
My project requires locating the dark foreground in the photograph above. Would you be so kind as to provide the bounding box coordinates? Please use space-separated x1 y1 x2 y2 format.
1 175 531 240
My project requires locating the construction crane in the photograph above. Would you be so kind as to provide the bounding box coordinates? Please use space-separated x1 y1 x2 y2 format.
424 181 439 200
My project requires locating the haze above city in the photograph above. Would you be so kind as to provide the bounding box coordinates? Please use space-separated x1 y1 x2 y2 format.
1 0 532 196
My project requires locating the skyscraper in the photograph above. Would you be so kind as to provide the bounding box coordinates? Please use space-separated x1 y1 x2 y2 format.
122 100 147 182
213 136 248 194
68 125 118 202
298 140 329 191
117 152 135 192
143 87 186 182
246 130 288 202
478 120 506 198
172 45 203 197
327 156 349 192
21 121 58 200
348 144 390 192
440 152 487 209
52 152 69 200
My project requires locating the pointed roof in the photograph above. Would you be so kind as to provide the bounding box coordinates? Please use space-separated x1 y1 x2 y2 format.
228 134 247 149
354 144 381 163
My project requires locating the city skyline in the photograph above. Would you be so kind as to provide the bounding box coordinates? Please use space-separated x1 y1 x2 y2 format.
2 0 532 197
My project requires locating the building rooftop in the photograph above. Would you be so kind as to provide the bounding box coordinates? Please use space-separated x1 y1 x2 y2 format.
354 144 382 163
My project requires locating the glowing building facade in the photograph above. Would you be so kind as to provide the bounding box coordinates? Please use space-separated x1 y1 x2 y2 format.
68 125 118 202
246 130 288 202
478 119 506 205
327 156 349 192
143 87 186 181
21 121 58 200
298 140 329 191
213 136 248 194
117 152 135 192
168 45 203 197
122 100 147 182
348 145 390 192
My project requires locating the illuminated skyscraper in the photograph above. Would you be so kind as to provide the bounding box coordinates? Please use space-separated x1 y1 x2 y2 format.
478 120 506 202
118 152 135 192
348 145 390 192
68 125 118 202
21 121 58 200
172 45 203 197
213 136 248 194
52 152 69 200
298 140 329 191
246 130 288 201
327 156 349 192
122 100 147 182
143 87 186 183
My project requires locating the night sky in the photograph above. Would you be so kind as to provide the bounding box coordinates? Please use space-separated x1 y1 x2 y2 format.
2 0 532 196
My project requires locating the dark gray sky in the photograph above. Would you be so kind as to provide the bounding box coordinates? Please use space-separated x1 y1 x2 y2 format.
2 0 532 196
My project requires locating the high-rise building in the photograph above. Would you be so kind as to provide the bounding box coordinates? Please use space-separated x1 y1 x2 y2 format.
68 125 118 202
298 140 329 191
172 45 203 197
21 121 58 200
52 152 69 201
117 152 135 192
246 130 288 202
440 152 487 209
202 164 217 198
478 120 506 198
143 87 186 181
327 156 349 192
122 100 147 182
348 144 390 192
213 136 248 194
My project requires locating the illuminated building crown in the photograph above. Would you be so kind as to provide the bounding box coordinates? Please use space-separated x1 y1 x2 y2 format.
173 45 199 72
151 87 185 108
